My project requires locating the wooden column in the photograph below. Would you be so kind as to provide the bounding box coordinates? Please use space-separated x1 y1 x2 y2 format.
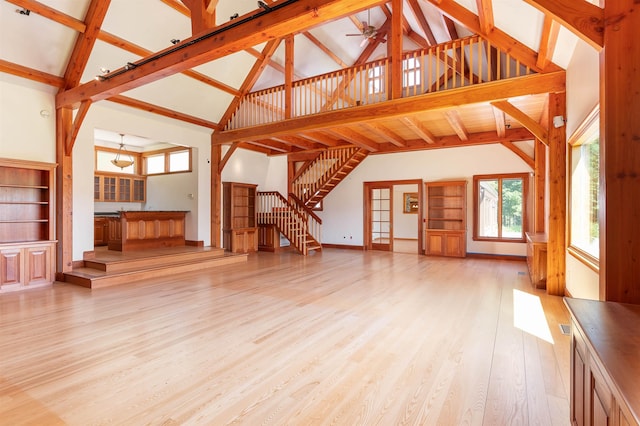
55 107 74 278
284 35 294 119
600 0 640 303
546 92 566 296
534 138 546 233
389 0 403 100
211 142 222 248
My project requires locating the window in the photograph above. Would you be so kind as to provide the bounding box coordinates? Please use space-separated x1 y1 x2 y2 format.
95 147 138 174
367 64 385 95
143 147 192 175
473 174 528 242
403 56 421 88
569 106 599 265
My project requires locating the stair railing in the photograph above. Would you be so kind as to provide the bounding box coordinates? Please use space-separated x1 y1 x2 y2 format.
257 191 322 255
292 146 359 204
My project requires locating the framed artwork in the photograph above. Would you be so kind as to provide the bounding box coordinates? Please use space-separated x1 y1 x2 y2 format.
403 192 418 214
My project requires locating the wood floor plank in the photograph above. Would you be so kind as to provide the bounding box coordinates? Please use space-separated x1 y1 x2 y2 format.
0 249 571 425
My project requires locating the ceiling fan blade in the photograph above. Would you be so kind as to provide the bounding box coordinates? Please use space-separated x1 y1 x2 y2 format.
360 37 368 47
345 34 363 37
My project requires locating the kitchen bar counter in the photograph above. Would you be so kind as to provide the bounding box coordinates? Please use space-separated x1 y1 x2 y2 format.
105 211 188 251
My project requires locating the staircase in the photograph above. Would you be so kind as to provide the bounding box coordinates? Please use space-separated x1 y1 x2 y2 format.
257 192 322 255
292 147 368 209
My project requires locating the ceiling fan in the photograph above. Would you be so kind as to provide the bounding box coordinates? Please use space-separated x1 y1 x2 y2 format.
345 9 381 47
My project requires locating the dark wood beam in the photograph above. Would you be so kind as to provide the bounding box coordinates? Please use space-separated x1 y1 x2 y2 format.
536 16 560 70
56 0 385 108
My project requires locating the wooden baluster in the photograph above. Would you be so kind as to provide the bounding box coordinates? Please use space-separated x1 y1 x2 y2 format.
460 39 465 88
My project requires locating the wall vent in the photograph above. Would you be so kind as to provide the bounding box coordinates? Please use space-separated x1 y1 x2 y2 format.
559 324 571 335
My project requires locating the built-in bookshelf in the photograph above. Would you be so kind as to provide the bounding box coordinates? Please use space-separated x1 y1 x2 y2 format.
425 180 467 257
223 182 258 253
0 158 56 292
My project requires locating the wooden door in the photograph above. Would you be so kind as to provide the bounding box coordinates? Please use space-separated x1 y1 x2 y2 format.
365 184 393 251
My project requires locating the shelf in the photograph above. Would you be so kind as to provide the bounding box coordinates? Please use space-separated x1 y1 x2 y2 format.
0 184 49 189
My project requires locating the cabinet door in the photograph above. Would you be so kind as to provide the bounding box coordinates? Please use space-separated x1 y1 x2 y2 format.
118 177 132 202
426 232 444 255
25 245 51 286
103 176 116 201
572 338 586 426
94 176 101 201
444 233 465 257
133 179 146 202
0 249 23 289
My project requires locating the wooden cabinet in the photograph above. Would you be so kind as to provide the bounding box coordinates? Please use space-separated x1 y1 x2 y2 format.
565 298 640 426
94 217 109 246
0 158 56 292
223 182 258 253
425 180 466 257
526 232 547 288
94 173 146 202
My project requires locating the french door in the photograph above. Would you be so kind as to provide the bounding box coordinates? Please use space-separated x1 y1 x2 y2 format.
365 183 393 251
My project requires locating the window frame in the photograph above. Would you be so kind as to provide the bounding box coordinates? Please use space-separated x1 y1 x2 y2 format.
568 105 600 272
142 146 192 176
473 173 529 243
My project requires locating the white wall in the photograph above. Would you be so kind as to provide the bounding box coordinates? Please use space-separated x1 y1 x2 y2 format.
0 75 56 162
564 38 600 300
320 144 533 256
393 184 419 239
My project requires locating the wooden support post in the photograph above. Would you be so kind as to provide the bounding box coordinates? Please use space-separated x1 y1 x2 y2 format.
211 142 222 248
55 107 74 279
534 138 546 233
600 0 640 303
390 0 403 100
546 92 566 296
284 35 294 119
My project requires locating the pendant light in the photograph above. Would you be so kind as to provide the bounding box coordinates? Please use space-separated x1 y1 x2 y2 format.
111 134 134 169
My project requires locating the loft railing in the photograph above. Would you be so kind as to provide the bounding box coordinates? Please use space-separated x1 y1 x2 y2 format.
257 191 322 255
225 35 535 130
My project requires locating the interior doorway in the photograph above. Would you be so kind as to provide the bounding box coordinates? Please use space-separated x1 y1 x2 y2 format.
364 180 423 254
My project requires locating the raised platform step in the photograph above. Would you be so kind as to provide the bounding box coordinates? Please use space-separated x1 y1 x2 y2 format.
64 246 247 289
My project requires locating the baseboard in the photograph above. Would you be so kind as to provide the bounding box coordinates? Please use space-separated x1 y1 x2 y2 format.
466 252 526 262
185 240 204 247
322 243 364 250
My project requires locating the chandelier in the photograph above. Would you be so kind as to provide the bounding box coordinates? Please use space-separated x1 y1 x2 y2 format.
111 134 134 169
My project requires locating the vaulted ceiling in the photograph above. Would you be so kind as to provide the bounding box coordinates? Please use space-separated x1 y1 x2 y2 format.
0 0 588 155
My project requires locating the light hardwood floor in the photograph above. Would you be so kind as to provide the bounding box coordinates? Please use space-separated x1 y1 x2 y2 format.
0 249 571 425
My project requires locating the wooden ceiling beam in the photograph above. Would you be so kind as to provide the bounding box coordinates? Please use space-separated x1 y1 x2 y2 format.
237 142 275 155
5 0 86 32
444 110 469 141
159 0 190 16
271 135 321 150
65 100 92 154
401 116 436 144
523 0 603 51
246 139 292 153
443 16 459 40
475 0 494 34
536 16 561 70
491 100 548 145
326 128 380 152
501 140 535 169
107 95 219 129
493 108 506 138
180 0 217 35
62 0 111 89
57 0 386 108
301 131 342 147
406 0 437 45
363 122 406 147
425 0 561 73
212 71 565 145
0 59 64 88
218 142 239 173
374 127 533 153
302 31 349 69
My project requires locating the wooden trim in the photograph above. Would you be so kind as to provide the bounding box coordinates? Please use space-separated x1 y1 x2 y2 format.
211 143 222 248
185 240 204 247
56 107 73 278
534 138 546 233
321 243 365 250
466 253 526 262
567 246 599 274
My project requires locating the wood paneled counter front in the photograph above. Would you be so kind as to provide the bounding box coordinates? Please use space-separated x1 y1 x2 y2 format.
107 211 188 252
565 298 640 426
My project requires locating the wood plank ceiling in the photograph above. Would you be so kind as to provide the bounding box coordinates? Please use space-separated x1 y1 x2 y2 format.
0 0 577 160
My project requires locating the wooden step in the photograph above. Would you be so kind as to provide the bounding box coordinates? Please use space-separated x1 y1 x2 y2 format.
64 247 247 289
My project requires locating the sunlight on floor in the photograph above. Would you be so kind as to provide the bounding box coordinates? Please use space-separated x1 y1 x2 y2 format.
513 289 554 344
